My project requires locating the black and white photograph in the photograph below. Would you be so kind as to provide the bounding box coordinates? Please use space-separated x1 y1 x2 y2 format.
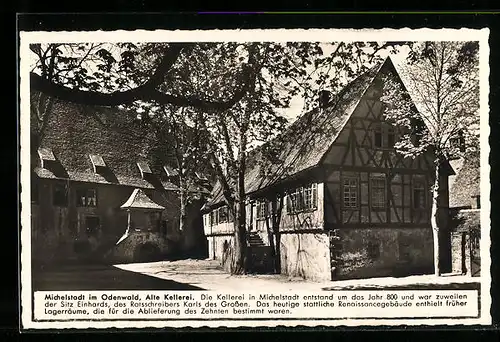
19 28 491 328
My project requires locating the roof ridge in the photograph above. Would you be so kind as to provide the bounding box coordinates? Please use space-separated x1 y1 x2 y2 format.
207 60 386 206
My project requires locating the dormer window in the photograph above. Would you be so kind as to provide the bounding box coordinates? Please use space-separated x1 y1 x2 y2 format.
163 165 179 178
38 147 56 168
137 161 152 179
89 154 106 174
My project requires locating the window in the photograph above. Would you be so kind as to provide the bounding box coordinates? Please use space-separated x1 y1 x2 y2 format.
210 206 233 224
367 241 380 260
137 161 152 179
256 200 267 220
76 188 98 207
387 127 395 148
85 216 100 238
38 147 56 168
89 154 106 174
411 122 424 147
218 206 230 223
370 177 386 209
53 183 68 207
374 126 383 148
343 177 358 208
413 178 426 209
256 200 273 220
286 183 318 214
373 124 396 149
163 165 179 177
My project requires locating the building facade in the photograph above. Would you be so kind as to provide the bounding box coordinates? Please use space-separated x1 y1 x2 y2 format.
448 151 481 276
203 58 453 281
30 93 206 266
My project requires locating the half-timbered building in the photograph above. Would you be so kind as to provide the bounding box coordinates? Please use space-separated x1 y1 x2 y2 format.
203 57 453 281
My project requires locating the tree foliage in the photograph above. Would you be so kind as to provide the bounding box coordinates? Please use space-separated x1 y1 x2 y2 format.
30 40 410 274
380 41 480 276
381 41 480 160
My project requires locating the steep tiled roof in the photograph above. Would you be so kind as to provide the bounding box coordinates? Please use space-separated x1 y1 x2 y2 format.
33 167 179 190
207 59 389 207
449 151 480 208
120 188 165 210
31 93 179 191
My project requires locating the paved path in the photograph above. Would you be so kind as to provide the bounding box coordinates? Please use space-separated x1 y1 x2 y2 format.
115 259 481 291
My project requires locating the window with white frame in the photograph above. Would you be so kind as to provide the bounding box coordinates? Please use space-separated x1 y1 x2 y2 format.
256 200 268 220
370 176 386 209
343 177 358 208
76 188 98 207
286 183 318 214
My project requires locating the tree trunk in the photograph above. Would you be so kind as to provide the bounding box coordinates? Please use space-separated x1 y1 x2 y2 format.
179 182 187 232
231 198 247 274
178 177 190 256
431 160 442 276
230 132 248 275
271 196 283 273
264 203 277 272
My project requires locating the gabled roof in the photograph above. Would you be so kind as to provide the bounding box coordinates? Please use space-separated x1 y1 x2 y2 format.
120 188 165 210
207 58 390 207
31 92 179 191
449 150 480 208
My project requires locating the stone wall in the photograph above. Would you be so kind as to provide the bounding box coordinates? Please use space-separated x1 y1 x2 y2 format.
105 231 174 264
334 227 434 280
31 179 182 265
247 246 275 274
206 234 234 272
451 232 469 274
279 232 331 281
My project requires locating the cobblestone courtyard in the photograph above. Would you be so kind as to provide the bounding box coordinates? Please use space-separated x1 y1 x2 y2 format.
33 258 480 292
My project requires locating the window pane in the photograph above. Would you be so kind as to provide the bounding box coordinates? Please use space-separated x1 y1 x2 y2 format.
371 178 386 208
387 131 395 148
374 126 382 148
412 179 425 209
343 177 358 208
76 188 97 207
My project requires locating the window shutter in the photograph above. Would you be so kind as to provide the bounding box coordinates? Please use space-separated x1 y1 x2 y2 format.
312 183 318 208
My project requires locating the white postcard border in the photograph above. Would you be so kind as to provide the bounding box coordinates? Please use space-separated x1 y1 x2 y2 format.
19 27 491 329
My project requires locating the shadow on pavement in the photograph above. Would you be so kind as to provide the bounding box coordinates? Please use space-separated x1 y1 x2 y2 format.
32 263 206 291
